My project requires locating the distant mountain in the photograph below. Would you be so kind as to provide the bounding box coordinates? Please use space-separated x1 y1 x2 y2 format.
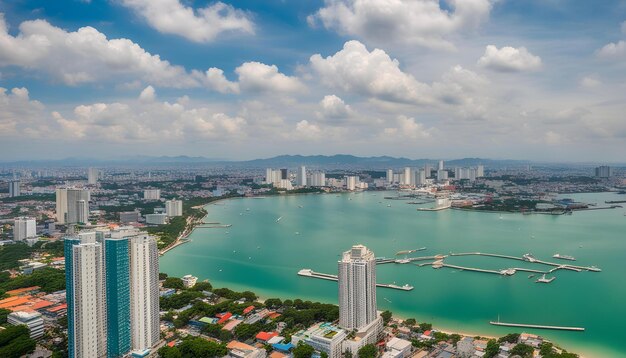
0 154 529 169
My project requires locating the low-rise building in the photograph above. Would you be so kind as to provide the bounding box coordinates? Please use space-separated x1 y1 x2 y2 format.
7 311 44 339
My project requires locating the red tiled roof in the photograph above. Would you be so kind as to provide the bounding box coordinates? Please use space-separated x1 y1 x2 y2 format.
243 305 255 314
256 332 278 341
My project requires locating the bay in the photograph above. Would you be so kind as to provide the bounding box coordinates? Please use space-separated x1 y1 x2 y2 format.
160 191 626 357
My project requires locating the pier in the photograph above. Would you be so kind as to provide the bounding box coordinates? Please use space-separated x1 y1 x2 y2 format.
489 321 584 332
449 252 601 272
297 269 413 291
195 224 232 228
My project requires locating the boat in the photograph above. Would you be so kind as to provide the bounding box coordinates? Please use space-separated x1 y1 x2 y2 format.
387 204 391 207
523 253 537 262
553 254 576 261
298 205 303 208
536 274 556 283
276 216 282 222
528 274 535 279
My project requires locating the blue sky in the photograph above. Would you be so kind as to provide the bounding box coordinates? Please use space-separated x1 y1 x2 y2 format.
1 0 625 162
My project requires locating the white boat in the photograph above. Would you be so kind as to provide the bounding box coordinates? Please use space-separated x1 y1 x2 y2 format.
536 274 555 283
553 254 576 261
276 216 282 222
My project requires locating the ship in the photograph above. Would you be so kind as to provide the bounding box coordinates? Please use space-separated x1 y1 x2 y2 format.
553 254 576 261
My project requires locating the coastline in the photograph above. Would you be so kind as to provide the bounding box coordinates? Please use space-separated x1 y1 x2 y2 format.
161 191 614 358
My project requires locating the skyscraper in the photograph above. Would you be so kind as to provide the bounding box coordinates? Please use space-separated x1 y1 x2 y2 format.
386 169 393 184
9 180 20 197
338 245 378 330
143 189 161 200
296 166 307 186
57 188 90 224
13 217 36 241
129 234 159 354
65 232 107 358
280 168 288 180
310 172 326 187
105 238 131 358
88 168 99 185
345 176 358 191
403 167 412 186
595 166 612 178
438 160 444 170
165 199 183 217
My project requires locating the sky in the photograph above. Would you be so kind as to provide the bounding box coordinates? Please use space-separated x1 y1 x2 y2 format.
0 0 625 162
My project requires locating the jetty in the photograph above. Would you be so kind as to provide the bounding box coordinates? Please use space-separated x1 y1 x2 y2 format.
195 224 232 228
449 252 601 272
489 321 584 332
297 269 413 291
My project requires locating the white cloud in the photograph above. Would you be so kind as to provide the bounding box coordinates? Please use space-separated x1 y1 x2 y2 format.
235 62 306 93
383 115 432 139
295 120 323 139
308 0 494 50
596 41 626 58
201 68 241 94
139 85 156 101
477 45 542 72
318 95 355 118
119 0 254 42
310 41 433 104
0 87 46 136
0 13 197 87
580 76 601 88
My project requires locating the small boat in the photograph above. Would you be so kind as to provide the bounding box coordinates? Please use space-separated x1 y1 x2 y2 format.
528 274 535 279
536 274 555 283
295 232 300 235
276 216 282 222
387 204 391 207
246 208 250 211
553 254 576 261
248 257 251 260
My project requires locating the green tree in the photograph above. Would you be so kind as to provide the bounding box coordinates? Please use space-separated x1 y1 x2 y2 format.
344 349 353 358
163 277 185 290
293 342 315 358
0 325 37 358
0 308 11 324
357 344 378 358
404 318 416 326
498 333 520 344
178 337 227 357
157 346 183 358
265 298 283 308
321 352 329 358
191 281 213 291
418 322 432 332
159 272 169 280
484 339 499 358
510 343 534 358
381 310 392 325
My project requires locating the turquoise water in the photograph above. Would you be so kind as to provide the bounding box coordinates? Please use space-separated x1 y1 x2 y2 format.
160 192 626 357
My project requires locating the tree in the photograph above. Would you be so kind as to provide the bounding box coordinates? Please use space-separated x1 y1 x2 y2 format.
404 318 416 326
498 333 520 344
178 337 227 357
157 346 183 358
381 310 392 324
159 272 169 280
484 339 499 358
265 298 283 308
321 352 329 358
0 308 10 325
358 344 378 358
510 343 534 358
191 281 213 292
344 349 353 358
0 325 36 358
418 322 432 332
293 342 315 358
163 277 185 290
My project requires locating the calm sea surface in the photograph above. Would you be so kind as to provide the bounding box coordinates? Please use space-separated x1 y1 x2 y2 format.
160 191 626 357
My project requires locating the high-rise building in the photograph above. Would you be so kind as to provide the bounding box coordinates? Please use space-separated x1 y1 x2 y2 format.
265 168 273 184
403 167 412 186
386 169 393 184
165 200 183 217
415 169 426 185
437 169 448 181
105 238 131 358
56 188 68 224
13 216 36 241
345 176 358 191
67 188 90 224
143 189 161 200
595 166 612 178
424 164 433 178
310 172 326 187
65 232 108 358
296 166 307 186
438 160 444 171
9 180 21 197
476 165 485 178
338 245 377 330
88 168 99 185
129 235 159 354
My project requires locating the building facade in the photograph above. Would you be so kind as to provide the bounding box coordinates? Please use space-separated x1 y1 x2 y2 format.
105 238 131 358
13 216 36 241
165 200 183 217
9 180 21 197
338 245 378 330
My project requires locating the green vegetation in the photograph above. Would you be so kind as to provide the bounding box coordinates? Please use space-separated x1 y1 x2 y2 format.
498 333 520 344
0 308 11 324
539 342 579 358
293 342 315 358
163 277 184 290
381 310 392 324
157 337 227 358
0 194 55 203
146 216 187 250
358 344 378 358
510 343 534 358
0 325 36 358
403 318 416 326
159 291 204 310
0 244 33 271
191 281 213 291
211 288 257 301
484 339 499 358
0 267 65 293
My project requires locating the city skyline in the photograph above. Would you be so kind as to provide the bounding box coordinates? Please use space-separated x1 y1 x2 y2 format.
1 1 626 161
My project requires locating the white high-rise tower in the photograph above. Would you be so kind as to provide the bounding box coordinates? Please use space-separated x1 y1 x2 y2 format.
297 166 307 186
129 234 160 354
338 244 378 330
87 168 99 185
